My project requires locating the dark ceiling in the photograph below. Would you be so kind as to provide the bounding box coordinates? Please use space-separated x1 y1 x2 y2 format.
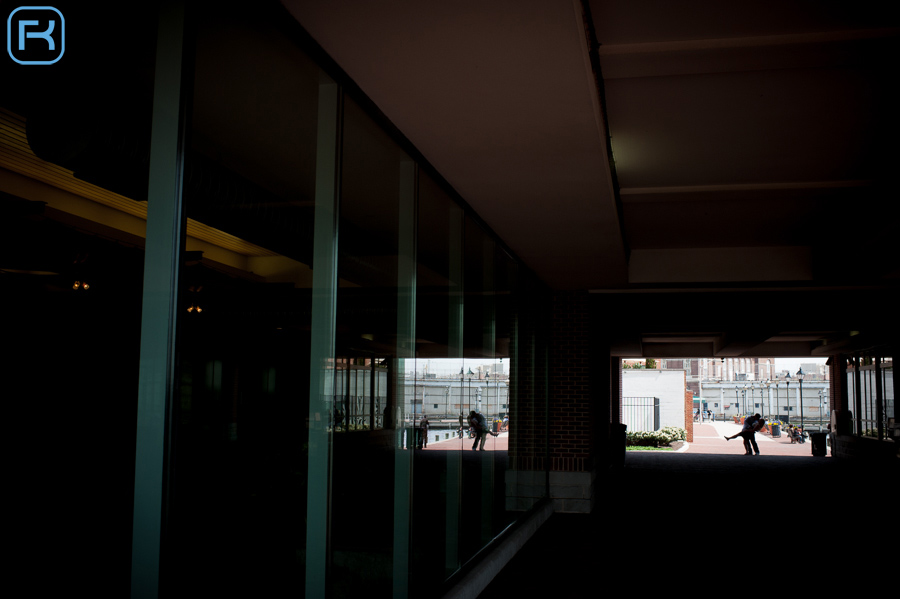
283 0 898 358
2 1 896 360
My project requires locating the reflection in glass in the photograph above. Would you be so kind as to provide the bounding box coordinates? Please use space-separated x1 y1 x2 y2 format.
164 6 324 595
0 3 157 593
3 2 552 594
330 94 413 597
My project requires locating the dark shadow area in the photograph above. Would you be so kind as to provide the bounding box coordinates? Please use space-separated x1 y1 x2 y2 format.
324 440 508 597
410 449 509 597
479 453 897 597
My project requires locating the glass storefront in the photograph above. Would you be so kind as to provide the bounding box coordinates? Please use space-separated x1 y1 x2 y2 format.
1 2 548 596
1 2 157 594
162 5 326 595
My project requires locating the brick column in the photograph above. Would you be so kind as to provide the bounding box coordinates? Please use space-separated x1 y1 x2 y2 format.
829 354 852 435
545 291 595 512
684 388 694 443
611 356 622 424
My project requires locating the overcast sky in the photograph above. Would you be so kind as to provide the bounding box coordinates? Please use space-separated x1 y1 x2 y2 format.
774 357 828 372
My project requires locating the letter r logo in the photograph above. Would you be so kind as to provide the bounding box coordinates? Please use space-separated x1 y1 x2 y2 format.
7 6 65 65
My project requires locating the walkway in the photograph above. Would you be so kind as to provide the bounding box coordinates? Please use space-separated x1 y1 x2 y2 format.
686 420 825 457
476 424 896 598
422 430 509 452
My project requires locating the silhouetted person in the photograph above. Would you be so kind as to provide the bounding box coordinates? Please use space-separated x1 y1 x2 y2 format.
419 415 430 448
467 410 496 451
725 413 764 455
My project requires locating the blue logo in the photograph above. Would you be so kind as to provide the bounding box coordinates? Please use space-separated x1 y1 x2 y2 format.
7 6 65 65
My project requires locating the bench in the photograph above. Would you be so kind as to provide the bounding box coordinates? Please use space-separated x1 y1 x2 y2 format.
789 429 807 444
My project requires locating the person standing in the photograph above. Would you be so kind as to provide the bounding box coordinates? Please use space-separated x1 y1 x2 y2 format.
467 410 497 451
419 414 430 448
725 413 764 455
742 415 764 455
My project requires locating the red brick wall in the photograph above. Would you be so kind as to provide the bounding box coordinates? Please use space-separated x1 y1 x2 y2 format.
547 291 594 473
612 356 622 424
829 354 850 434
685 388 694 442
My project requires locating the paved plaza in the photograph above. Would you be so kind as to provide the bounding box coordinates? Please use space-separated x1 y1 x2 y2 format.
421 429 509 452
683 420 826 457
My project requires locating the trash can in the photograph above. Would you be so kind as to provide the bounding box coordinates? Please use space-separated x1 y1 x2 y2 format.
771 424 781 438
811 432 827 456
609 423 626 469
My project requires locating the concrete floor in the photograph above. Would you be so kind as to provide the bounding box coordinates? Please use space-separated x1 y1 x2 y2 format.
477 428 897 597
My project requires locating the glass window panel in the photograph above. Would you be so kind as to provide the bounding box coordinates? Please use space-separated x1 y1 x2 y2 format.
459 216 497 563
415 172 463 359
492 247 517 533
164 5 325 595
409 172 465 589
331 94 414 597
506 270 550 513
0 2 158 592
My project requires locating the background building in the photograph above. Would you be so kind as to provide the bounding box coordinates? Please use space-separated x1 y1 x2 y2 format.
699 380 830 425
656 357 776 395
622 369 687 431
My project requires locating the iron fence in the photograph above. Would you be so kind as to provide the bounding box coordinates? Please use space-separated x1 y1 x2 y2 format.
623 396 660 432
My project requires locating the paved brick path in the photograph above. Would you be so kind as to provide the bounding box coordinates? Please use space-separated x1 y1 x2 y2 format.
687 421 827 457
421 429 509 452
420 423 821 457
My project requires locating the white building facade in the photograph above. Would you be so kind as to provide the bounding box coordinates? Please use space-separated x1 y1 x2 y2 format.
621 369 687 432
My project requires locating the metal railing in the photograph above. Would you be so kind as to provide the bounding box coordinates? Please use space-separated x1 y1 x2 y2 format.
623 397 660 432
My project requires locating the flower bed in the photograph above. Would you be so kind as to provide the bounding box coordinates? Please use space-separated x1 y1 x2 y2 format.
625 426 687 448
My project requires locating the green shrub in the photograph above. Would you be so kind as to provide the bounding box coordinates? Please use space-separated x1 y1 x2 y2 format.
626 426 686 447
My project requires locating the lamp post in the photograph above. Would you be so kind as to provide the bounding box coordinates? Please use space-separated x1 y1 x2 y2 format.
494 362 502 426
748 383 756 415
446 385 451 423
484 367 491 419
734 386 740 418
467 367 475 414
797 367 805 430
459 367 465 437
818 389 824 432
822 388 828 431
741 384 753 414
784 376 791 424
759 382 767 419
